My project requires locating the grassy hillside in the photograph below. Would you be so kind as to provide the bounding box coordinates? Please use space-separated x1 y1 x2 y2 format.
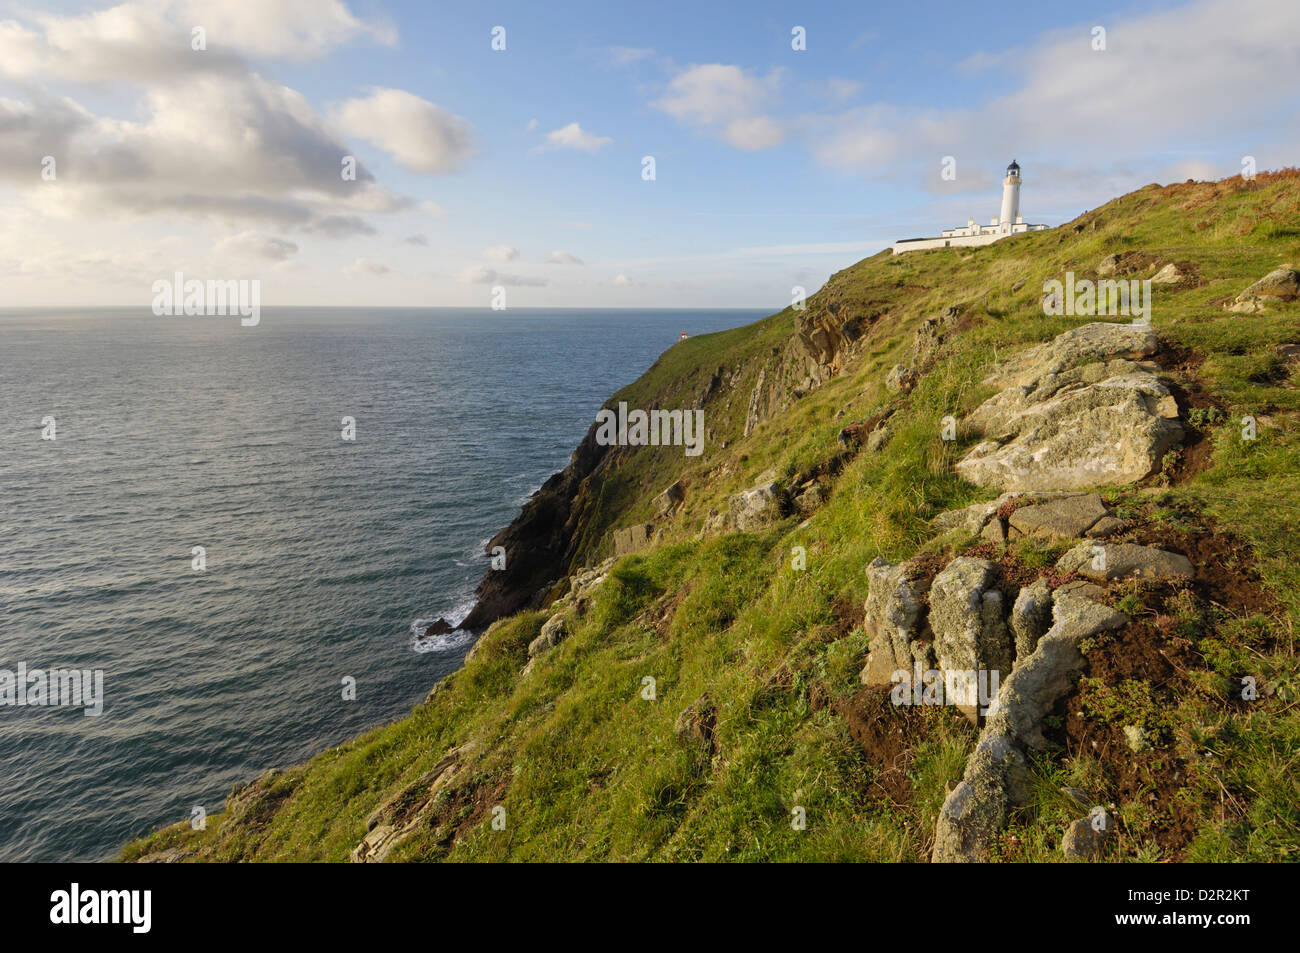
125 171 1300 862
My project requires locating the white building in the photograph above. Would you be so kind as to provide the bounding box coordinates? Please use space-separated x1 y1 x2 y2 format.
892 161 1048 254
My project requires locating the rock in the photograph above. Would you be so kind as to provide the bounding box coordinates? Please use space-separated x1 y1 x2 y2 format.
1151 263 1183 285
1010 578 1053 663
350 743 476 862
728 480 787 531
1085 516 1126 538
929 557 997 673
423 617 454 637
955 372 1183 492
1056 541 1194 582
836 425 861 450
989 592 1130 750
933 592 1128 862
866 425 890 453
673 693 717 757
928 558 1011 721
886 363 918 393
983 322 1159 390
1055 579 1108 602
981 517 1008 544
1228 265 1300 313
931 495 1015 536
931 733 1023 864
1096 254 1121 277
1062 816 1111 860
1007 493 1110 541
859 558 921 685
614 523 654 556
794 483 827 514
1011 277 1027 292
528 612 569 658
1123 724 1150 752
980 590 1014 677
652 481 684 517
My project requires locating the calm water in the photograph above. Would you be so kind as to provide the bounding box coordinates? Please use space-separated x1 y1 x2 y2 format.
0 306 765 861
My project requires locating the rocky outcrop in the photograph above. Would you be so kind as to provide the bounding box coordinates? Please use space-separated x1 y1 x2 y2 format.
955 324 1182 492
932 593 1129 862
1226 265 1300 313
728 480 788 531
351 743 478 862
886 364 918 394
1151 263 1183 285
613 523 654 556
982 322 1158 390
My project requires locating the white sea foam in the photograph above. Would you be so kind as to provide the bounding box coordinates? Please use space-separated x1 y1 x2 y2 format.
409 596 478 654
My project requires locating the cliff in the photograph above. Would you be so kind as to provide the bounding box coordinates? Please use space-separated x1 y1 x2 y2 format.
126 171 1300 862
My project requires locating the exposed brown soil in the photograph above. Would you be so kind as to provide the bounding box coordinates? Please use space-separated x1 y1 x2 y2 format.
834 687 971 808
1128 517 1277 616
831 591 865 639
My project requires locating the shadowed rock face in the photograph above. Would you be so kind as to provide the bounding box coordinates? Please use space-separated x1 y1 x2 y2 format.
955 323 1182 492
459 423 609 632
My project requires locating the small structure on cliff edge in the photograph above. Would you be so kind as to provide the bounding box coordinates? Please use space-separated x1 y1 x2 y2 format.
892 160 1048 254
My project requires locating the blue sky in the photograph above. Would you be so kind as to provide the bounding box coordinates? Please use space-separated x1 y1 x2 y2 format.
3 0 1299 308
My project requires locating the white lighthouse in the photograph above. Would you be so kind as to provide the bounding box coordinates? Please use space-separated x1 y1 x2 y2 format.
999 159 1021 230
891 159 1047 253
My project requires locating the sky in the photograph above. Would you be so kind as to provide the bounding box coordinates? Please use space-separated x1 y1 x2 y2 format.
3 0 1300 309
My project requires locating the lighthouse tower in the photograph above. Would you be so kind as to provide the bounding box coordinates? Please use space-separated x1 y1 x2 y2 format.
999 159 1021 229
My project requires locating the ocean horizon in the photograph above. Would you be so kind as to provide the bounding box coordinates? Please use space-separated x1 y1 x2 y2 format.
0 305 766 861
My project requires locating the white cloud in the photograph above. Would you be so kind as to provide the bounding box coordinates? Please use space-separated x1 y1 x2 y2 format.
538 122 612 153
334 88 476 174
0 1 394 85
182 0 396 60
816 0 1300 179
545 250 584 264
404 233 429 246
213 231 299 260
723 116 784 151
525 118 538 132
458 265 546 286
612 273 632 287
653 64 783 150
344 257 390 277
483 245 519 261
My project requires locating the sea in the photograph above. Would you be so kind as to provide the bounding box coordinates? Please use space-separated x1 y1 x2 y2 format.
0 306 766 861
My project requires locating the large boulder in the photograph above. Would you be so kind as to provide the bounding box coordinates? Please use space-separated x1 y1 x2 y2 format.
955 371 1182 492
1227 266 1300 313
984 322 1159 390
